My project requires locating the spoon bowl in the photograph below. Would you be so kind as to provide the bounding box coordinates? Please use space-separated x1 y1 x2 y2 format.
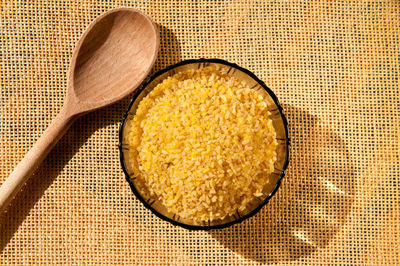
0 8 159 212
71 8 159 110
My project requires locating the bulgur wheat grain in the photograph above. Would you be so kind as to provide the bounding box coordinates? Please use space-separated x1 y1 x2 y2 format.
125 67 277 221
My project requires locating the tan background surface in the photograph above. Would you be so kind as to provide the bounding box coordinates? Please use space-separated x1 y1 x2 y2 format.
1 0 399 264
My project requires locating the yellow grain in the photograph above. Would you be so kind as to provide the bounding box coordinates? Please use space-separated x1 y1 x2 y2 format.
126 67 277 221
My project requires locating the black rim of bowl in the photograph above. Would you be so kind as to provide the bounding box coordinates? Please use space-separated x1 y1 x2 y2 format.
119 58 290 230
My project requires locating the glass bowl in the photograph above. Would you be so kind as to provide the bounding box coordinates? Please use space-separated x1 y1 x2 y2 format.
119 59 290 230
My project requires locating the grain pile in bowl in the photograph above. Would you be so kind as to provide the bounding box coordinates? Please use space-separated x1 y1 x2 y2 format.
125 66 277 222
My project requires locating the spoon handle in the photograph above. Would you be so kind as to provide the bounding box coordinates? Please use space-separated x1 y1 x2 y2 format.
0 106 77 213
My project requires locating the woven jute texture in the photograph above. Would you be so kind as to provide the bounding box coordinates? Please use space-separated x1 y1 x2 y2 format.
1 0 399 264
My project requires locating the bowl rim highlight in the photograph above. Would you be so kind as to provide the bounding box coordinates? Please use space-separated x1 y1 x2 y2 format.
119 58 290 230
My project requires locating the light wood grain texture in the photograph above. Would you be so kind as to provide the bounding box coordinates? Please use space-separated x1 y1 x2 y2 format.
0 7 159 213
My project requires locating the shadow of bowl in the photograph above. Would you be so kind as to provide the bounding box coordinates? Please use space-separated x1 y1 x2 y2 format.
209 104 356 263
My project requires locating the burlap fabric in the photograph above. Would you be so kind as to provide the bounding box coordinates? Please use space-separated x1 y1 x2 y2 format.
1 0 399 264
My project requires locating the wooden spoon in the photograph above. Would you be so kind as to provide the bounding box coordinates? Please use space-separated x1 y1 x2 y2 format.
0 8 159 212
